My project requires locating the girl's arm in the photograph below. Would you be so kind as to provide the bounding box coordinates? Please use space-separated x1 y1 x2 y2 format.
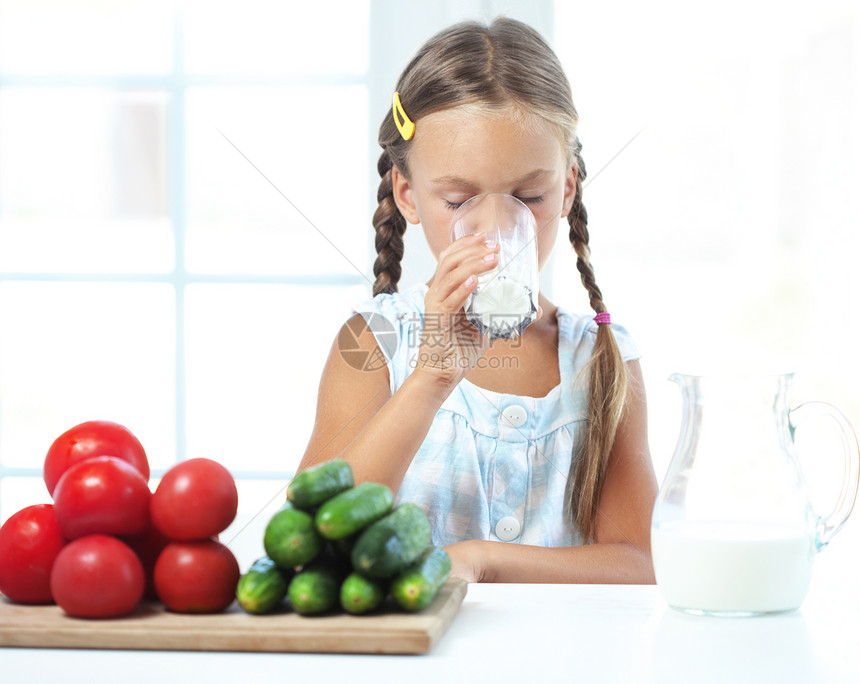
296 314 449 492
446 360 659 584
298 234 500 491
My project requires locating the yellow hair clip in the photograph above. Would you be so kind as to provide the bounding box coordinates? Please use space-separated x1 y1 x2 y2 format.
392 92 415 141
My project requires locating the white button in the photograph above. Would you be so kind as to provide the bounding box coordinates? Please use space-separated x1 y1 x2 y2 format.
501 404 527 428
495 516 522 541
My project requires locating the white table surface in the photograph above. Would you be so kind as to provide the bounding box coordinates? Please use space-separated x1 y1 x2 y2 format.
2 541 859 684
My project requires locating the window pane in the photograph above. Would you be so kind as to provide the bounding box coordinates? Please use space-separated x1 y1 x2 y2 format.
0 283 176 471
185 86 368 276
185 283 365 472
0 88 173 273
0 0 174 75
183 0 369 76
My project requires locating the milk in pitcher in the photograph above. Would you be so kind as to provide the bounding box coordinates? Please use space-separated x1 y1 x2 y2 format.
652 521 816 615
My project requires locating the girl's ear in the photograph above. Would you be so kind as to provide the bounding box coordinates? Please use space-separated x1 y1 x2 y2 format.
391 165 420 225
561 164 577 217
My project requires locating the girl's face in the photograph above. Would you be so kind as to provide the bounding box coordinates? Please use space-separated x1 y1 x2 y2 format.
391 106 576 273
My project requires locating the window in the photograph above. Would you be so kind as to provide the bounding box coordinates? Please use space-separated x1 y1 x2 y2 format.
0 0 556 568
0 0 371 565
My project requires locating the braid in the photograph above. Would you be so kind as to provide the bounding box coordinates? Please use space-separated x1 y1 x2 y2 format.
566 138 629 544
371 150 407 296
567 139 605 314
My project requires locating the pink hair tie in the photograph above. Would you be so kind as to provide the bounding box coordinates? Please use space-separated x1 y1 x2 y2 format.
593 312 611 326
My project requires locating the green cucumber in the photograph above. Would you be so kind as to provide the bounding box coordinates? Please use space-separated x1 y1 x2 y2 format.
236 557 290 614
340 572 387 615
351 503 432 578
287 459 354 509
288 563 341 615
390 545 452 612
264 502 323 569
315 482 394 540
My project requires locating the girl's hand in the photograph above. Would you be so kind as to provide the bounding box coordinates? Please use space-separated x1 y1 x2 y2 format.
444 540 489 583
416 233 499 390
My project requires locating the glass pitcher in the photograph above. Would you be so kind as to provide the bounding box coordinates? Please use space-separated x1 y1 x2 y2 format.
651 373 859 616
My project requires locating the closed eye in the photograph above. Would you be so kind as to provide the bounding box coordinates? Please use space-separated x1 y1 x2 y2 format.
446 195 543 210
516 195 544 206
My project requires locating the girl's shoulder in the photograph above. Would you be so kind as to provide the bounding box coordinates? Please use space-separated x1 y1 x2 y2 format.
349 284 428 392
554 304 640 363
350 283 427 349
352 283 427 323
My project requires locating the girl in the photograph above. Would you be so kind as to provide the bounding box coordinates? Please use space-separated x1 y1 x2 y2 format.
298 17 658 583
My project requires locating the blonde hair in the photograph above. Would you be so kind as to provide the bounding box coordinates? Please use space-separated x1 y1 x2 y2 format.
374 17 628 544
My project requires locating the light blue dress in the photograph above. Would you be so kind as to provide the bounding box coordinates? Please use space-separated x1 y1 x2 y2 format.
353 284 639 548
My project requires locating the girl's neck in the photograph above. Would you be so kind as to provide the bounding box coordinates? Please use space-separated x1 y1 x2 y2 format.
464 297 561 399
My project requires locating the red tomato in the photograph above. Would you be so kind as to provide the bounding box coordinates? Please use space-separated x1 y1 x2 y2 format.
53 456 151 539
0 504 65 603
44 420 149 496
50 534 144 618
123 522 170 601
154 539 239 613
150 458 238 541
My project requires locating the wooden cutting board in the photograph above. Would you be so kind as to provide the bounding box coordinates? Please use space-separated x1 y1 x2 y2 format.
0 578 467 655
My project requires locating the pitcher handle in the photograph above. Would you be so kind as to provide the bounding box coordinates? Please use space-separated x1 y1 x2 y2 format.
790 401 860 550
